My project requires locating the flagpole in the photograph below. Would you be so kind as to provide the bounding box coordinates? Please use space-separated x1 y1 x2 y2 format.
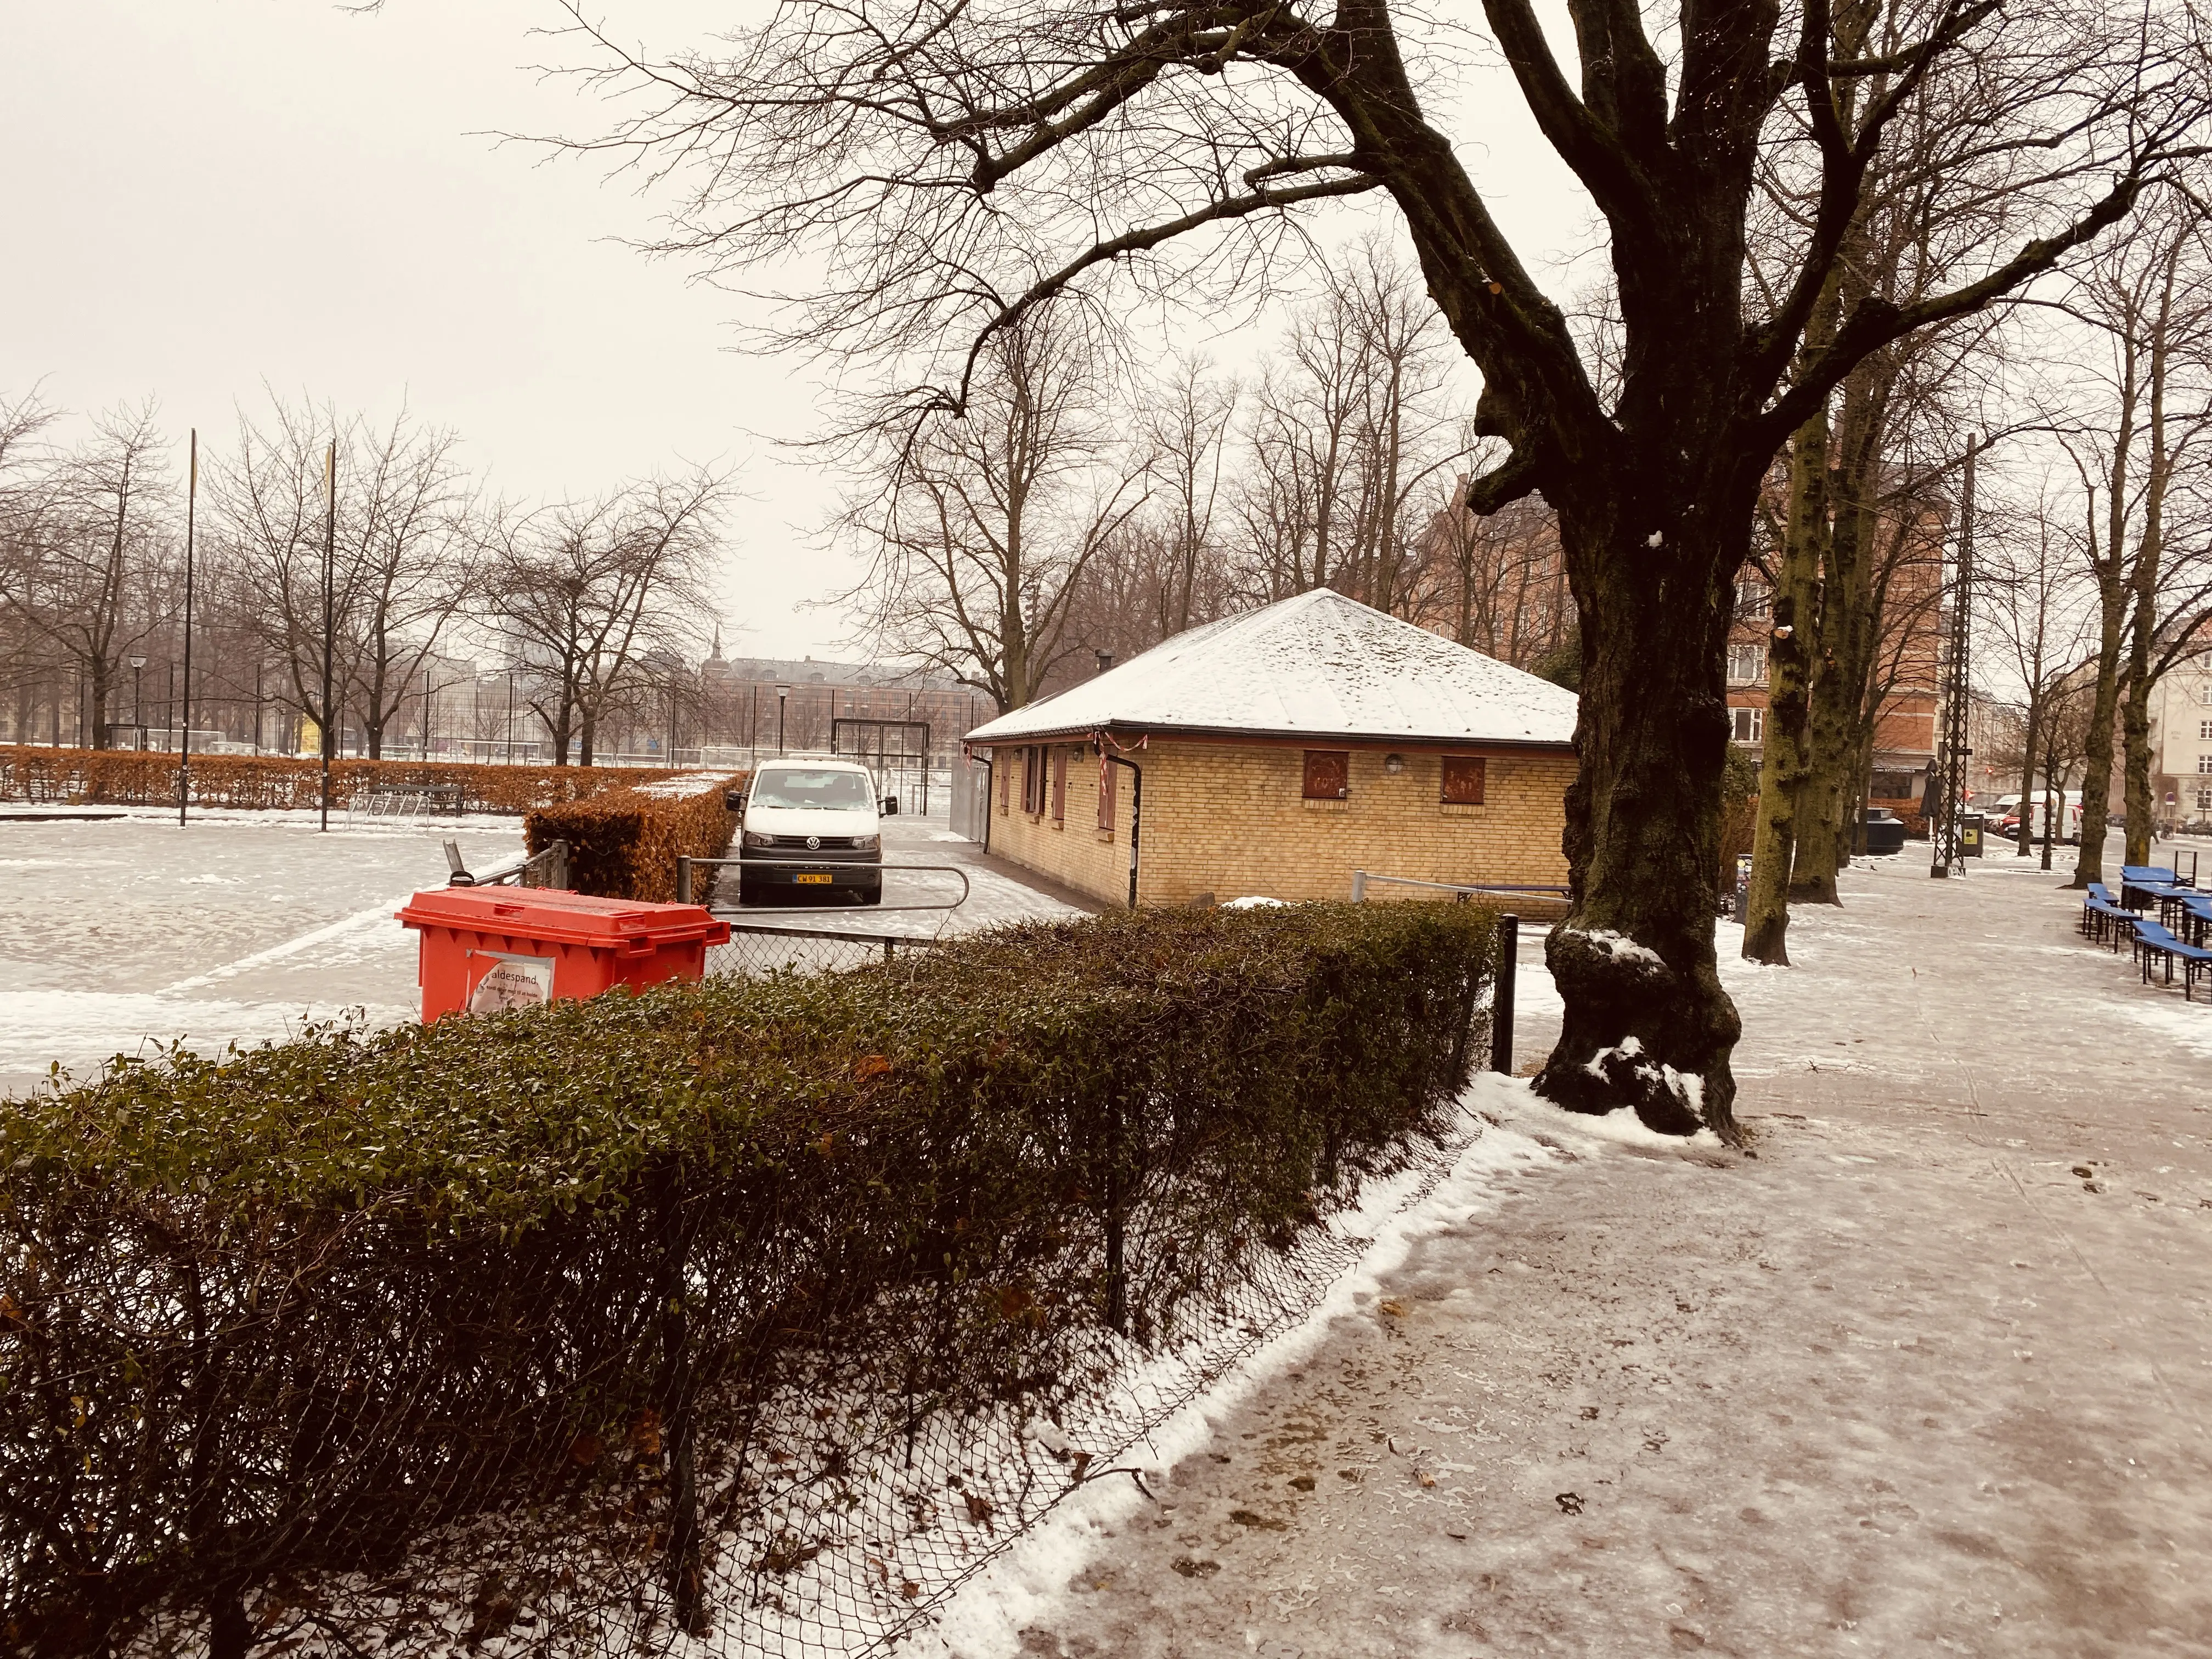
179 427 195 827
321 440 336 833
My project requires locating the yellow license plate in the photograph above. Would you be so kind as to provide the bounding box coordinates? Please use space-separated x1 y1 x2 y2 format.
794 872 833 884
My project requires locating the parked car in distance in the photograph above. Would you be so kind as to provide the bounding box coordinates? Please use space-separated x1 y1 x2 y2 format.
732 758 891 905
1860 807 1908 856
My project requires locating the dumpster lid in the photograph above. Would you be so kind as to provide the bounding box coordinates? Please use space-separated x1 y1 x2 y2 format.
397 886 729 946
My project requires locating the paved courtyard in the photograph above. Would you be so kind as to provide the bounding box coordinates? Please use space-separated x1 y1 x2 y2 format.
960 848 2212 1659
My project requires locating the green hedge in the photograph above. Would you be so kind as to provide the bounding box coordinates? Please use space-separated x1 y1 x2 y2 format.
0 902 1493 1650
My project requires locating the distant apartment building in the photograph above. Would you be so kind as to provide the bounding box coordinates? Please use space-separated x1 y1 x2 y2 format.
2148 655 2212 828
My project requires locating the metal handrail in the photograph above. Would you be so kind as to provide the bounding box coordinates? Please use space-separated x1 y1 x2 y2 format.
447 838 569 889
680 856 972 917
1351 869 1570 903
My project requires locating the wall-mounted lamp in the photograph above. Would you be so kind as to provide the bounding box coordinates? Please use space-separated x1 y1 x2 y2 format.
1384 753 1406 775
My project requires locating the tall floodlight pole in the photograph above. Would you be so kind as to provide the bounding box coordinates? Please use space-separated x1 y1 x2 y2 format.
320 441 336 833
179 429 197 826
1932 437 1978 878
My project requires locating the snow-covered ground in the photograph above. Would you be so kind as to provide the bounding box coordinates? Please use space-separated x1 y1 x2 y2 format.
0 807 527 1096
0 803 1081 1099
942 844 2212 1659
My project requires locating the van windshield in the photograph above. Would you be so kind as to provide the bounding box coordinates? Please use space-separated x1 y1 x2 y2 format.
750 769 874 810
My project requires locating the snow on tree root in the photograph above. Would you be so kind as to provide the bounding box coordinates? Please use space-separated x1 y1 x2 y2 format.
1559 926 1667 970
1536 927 1741 1141
1579 1035 1708 1134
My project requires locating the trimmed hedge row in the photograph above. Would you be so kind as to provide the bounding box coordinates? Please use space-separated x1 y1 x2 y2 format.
523 771 746 903
0 902 1493 1652
0 746 697 815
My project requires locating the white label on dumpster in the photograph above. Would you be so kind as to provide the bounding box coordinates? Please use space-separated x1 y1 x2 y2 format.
468 951 555 1014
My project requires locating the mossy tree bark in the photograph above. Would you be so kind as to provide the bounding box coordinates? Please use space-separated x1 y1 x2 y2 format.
1742 401 1829 964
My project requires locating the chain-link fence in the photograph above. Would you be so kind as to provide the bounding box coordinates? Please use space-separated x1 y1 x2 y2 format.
707 924 938 978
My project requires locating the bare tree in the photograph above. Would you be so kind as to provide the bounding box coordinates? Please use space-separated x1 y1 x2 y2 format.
490 469 727 764
833 309 1146 712
1983 473 2097 856
1142 355 1238 638
556 0 2207 1136
0 403 177 750
1229 242 1471 612
1406 470 1569 667
207 394 492 760
338 410 482 758
2046 194 2212 884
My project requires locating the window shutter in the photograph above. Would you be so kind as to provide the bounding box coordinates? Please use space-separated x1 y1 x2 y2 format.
998 749 1010 810
1052 748 1066 825
1302 750 1350 800
1441 755 1486 805
1098 753 1116 831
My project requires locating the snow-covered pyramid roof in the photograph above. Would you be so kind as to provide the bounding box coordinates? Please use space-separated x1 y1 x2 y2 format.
967 589 1578 748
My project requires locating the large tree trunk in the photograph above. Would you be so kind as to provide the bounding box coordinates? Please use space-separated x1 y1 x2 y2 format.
1790 368 1891 894
2070 580 2128 888
89 663 114 751
2014 690 2042 857
1533 499 1744 1143
1790 535 1862 904
2121 665 2155 866
1743 407 1829 964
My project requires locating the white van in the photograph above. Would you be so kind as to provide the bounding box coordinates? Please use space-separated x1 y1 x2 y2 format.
733 758 889 905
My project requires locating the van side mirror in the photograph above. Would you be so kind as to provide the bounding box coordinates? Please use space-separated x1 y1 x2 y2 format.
725 791 746 812
881 796 899 815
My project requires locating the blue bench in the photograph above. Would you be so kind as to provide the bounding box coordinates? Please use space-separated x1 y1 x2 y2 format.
2132 918 2212 1000
2180 892 2212 949
2082 883 2136 947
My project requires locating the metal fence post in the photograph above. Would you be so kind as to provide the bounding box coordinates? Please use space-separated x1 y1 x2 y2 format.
1351 870 1367 902
677 856 692 905
1491 913 1519 1074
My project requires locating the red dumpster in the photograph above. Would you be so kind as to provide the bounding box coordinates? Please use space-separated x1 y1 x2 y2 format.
396 888 732 1023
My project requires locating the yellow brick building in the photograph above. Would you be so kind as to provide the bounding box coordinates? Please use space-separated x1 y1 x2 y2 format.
965 591 1578 908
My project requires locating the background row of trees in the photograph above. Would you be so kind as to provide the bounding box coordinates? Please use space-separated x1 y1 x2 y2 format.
832 238 1570 709
0 390 727 765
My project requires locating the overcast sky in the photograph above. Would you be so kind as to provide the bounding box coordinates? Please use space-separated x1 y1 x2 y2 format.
2 1 1590 663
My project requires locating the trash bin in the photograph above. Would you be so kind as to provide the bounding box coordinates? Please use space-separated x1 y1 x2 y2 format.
396 887 732 1024
1960 811 1984 856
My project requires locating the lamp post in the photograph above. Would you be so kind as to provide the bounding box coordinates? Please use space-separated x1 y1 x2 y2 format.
775 682 790 756
506 669 517 764
179 426 196 826
129 656 145 750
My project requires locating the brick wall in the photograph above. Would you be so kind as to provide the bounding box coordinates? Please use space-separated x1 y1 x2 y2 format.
982 738 1573 907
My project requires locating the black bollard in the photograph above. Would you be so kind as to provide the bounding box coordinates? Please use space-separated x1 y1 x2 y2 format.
1491 913 1519 1074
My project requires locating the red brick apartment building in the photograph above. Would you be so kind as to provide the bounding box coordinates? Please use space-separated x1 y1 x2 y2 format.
1725 505 1945 829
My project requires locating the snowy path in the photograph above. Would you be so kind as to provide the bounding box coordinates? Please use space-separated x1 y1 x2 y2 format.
962 850 2212 1658
0 810 523 1096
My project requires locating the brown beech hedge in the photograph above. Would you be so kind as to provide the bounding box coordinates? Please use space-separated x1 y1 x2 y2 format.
0 746 696 815
0 902 1492 1652
524 772 745 903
